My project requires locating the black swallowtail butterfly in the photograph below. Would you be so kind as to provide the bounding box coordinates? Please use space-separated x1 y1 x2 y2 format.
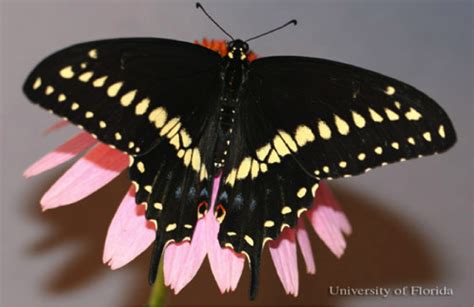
22 3 456 300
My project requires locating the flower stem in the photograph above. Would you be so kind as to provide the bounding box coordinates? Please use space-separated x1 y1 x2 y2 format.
147 262 166 307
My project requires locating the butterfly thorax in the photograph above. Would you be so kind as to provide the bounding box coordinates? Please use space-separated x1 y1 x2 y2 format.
213 42 250 169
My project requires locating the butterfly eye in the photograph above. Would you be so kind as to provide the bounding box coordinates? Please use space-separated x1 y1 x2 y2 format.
215 203 226 223
197 201 208 218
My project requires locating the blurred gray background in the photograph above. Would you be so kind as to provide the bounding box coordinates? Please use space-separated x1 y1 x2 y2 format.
1 0 472 306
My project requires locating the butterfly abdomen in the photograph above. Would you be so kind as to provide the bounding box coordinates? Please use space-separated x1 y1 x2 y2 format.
213 58 249 170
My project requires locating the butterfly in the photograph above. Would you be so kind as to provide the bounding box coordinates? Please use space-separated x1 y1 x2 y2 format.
23 3 456 300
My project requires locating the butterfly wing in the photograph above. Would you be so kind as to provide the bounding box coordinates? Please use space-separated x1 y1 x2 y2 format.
247 56 456 179
23 38 221 155
23 38 223 282
217 56 457 298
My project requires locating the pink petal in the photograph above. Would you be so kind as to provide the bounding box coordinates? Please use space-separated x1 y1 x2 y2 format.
40 143 128 210
163 218 208 294
103 186 155 269
296 219 316 274
269 228 299 297
307 182 351 258
43 119 69 135
206 174 245 293
23 132 97 178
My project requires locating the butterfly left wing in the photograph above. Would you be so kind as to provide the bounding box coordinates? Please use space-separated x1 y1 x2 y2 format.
23 38 221 155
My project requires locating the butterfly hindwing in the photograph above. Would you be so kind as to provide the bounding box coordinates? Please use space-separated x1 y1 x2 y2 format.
216 90 319 299
249 56 456 179
23 38 221 155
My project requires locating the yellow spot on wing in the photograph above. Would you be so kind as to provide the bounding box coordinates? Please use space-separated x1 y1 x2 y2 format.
154 202 163 210
318 120 332 140
180 130 192 148
352 111 366 128
244 235 254 246
296 187 307 198
394 101 402 109
107 82 123 97
260 163 268 173
423 132 432 141
369 108 384 122
374 146 383 154
166 223 177 232
59 66 74 79
405 107 422 121
183 148 192 166
99 121 107 128
148 107 167 128
191 148 201 171
273 135 291 156
267 149 281 164
385 108 400 121
120 90 137 107
237 157 252 179
256 143 271 161
78 71 94 82
225 169 237 187
58 93 66 102
385 86 396 95
160 117 180 136
93 76 108 87
45 86 54 95
339 161 347 168
114 132 122 140
144 185 152 193
88 49 98 59
71 102 79 110
85 111 94 118
33 77 42 89
170 134 180 150
438 125 446 138
391 142 399 149
264 220 274 227
358 153 366 160
135 98 150 115
278 130 298 152
334 115 350 135
408 137 416 145
294 125 315 147
251 159 259 179
281 206 292 215
137 161 145 173
311 183 319 196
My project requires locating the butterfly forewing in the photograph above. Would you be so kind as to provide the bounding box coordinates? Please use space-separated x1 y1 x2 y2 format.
249 56 456 179
23 38 221 155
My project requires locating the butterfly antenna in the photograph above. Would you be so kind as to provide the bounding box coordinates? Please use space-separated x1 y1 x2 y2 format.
245 19 297 43
196 2 234 40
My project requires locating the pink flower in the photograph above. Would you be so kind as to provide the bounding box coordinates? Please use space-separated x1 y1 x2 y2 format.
24 39 352 297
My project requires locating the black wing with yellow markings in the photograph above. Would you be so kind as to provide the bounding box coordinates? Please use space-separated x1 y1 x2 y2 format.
249 56 456 179
22 38 223 284
23 38 221 155
216 55 456 299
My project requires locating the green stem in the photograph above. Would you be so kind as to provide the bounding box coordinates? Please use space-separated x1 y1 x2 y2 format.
147 262 166 307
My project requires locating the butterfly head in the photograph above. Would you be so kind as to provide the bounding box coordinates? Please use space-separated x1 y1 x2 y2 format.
227 40 249 61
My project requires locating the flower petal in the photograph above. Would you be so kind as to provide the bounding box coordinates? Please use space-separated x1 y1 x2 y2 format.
103 186 155 269
307 182 351 258
296 219 316 274
269 228 299 297
163 218 207 294
43 119 69 135
40 143 128 210
24 132 97 178
206 174 245 293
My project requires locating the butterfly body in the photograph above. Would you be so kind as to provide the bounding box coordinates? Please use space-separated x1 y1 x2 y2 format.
23 37 456 299
213 39 251 169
